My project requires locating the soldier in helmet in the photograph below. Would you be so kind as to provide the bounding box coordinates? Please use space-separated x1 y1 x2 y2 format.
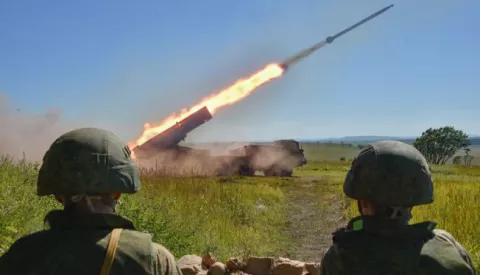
0 127 182 275
320 140 477 275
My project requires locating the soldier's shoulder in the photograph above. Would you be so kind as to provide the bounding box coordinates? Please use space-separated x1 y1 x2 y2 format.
421 229 476 273
319 245 342 275
152 242 176 261
118 229 157 251
5 229 52 251
120 230 175 261
0 229 53 268
432 229 459 243
120 228 153 239
429 228 468 254
323 244 338 256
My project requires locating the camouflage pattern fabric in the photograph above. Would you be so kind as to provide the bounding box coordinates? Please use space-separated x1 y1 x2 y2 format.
0 210 182 275
37 127 141 196
343 140 434 206
319 216 477 275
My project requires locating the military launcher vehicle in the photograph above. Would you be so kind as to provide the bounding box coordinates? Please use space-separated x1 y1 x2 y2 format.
131 106 221 175
131 106 252 176
228 140 307 176
131 106 305 176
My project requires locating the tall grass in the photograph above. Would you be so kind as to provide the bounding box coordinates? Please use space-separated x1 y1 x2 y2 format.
117 175 288 259
0 156 288 260
0 156 59 254
1 150 478 268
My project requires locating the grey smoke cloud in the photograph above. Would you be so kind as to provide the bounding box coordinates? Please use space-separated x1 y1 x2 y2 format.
0 93 77 161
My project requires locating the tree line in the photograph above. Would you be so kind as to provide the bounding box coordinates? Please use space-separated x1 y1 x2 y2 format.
413 126 473 165
339 126 474 165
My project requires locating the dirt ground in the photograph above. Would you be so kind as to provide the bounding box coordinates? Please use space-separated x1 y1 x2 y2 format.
282 175 346 262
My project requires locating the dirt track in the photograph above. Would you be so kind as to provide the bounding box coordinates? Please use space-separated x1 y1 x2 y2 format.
282 175 345 262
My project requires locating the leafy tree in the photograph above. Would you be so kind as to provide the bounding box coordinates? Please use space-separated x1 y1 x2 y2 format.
413 126 471 165
453 155 462 164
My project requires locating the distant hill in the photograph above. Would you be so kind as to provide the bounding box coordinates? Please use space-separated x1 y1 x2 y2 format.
299 136 414 145
471 137 480 146
191 136 480 148
299 136 480 147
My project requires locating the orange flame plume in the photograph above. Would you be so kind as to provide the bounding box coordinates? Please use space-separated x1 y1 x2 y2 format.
128 63 284 149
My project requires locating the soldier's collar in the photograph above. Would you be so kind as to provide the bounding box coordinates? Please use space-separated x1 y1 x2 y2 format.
346 215 436 230
346 216 364 230
44 210 136 230
333 215 437 242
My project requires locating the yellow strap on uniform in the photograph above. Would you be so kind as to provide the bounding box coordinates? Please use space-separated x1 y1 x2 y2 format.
100 228 123 275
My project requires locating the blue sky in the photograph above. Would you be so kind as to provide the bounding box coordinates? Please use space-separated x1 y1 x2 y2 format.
1 0 478 143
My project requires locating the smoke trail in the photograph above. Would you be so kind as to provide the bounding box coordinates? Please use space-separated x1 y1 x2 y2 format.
0 93 76 161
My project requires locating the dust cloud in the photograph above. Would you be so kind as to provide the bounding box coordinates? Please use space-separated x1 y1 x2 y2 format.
0 93 77 161
132 139 305 177
133 148 226 177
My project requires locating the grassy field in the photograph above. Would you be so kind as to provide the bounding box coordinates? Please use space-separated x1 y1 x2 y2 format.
301 142 480 165
0 143 478 269
0 157 289 259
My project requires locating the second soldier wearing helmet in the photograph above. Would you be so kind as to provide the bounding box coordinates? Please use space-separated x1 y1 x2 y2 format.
320 140 477 275
0 127 182 275
343 139 434 227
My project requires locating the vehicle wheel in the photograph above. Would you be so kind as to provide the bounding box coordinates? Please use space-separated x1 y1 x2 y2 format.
215 168 228 176
280 170 293 177
264 168 279 176
238 165 255 176
216 163 234 176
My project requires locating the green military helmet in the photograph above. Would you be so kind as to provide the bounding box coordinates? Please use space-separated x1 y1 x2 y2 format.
37 127 141 196
343 140 433 206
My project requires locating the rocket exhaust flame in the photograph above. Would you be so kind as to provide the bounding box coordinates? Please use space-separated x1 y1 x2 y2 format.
129 4 393 151
129 63 284 149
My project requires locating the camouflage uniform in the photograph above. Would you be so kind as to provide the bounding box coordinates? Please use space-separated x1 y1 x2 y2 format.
0 128 182 275
320 140 477 275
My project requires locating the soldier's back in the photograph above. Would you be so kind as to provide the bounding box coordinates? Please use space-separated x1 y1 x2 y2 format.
0 226 174 275
320 221 477 275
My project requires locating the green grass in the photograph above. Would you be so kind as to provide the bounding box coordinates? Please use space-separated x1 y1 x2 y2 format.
0 156 288 260
301 142 480 165
0 142 479 269
117 174 288 259
0 156 59 254
301 143 360 162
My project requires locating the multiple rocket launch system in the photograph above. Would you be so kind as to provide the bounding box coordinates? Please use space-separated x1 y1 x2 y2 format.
133 106 213 158
132 5 394 159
